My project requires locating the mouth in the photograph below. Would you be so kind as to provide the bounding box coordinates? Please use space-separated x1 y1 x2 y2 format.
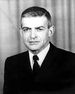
29 41 39 45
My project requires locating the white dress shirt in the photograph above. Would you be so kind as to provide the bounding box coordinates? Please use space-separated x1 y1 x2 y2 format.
29 44 50 69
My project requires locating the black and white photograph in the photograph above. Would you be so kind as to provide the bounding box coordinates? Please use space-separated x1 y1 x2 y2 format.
0 0 75 94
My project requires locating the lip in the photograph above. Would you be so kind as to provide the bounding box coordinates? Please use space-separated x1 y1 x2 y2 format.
29 41 39 45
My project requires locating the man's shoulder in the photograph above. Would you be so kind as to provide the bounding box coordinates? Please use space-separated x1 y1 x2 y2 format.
50 43 75 56
5 51 28 66
49 43 75 64
7 51 28 59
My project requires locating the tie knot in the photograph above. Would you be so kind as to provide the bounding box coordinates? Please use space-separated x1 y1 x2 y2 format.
33 55 39 61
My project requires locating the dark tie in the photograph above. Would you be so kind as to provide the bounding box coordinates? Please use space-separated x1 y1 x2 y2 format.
33 55 40 74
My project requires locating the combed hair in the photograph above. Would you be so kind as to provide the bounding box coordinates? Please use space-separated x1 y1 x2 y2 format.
21 6 52 28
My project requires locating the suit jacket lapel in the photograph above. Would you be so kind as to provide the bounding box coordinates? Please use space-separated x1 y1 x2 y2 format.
21 51 32 72
40 42 57 71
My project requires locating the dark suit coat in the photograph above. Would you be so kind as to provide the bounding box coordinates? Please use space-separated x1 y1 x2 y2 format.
3 43 75 94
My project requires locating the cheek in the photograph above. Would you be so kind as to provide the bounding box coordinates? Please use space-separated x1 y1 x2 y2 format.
40 32 48 40
22 33 29 41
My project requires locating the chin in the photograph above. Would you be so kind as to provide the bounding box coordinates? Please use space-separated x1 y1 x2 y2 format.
30 48 39 51
28 46 39 50
28 47 40 53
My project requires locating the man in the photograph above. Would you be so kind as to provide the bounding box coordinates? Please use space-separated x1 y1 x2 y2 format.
3 6 75 94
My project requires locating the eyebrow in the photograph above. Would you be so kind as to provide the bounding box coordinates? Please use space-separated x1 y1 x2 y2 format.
35 26 45 29
22 27 31 29
22 26 45 30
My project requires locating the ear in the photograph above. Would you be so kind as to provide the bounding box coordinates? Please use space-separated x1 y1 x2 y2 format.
20 29 23 37
48 25 55 37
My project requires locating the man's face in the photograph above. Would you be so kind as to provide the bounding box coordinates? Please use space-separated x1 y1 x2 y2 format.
21 16 52 53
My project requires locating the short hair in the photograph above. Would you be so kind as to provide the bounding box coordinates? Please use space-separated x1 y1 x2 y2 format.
21 6 52 28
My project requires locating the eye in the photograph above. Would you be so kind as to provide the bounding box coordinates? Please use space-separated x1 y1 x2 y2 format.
22 27 31 32
38 28 44 30
36 27 45 31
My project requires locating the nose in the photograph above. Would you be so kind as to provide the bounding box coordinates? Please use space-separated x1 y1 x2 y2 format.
30 29 37 39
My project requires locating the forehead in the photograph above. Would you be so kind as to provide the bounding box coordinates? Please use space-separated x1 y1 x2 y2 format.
21 16 48 27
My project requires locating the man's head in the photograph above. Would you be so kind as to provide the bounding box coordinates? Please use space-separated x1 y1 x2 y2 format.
20 6 54 54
